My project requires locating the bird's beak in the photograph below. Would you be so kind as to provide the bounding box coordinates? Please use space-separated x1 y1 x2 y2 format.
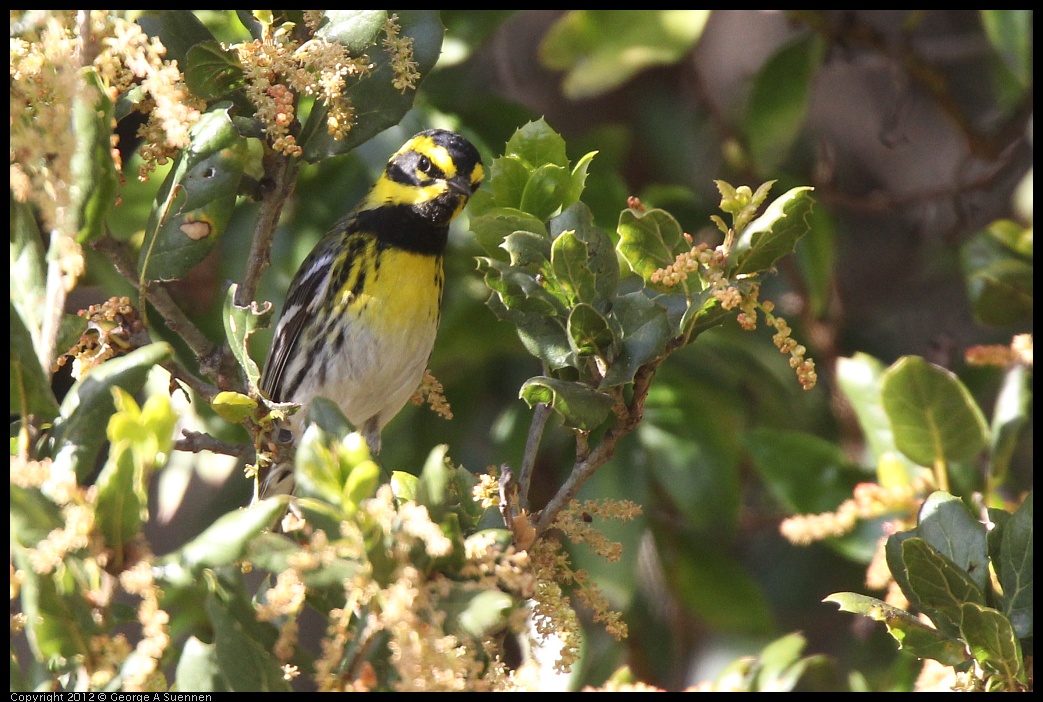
447 174 477 197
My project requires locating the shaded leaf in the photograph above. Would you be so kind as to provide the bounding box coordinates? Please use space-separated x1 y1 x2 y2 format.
998 490 1032 638
960 602 1026 688
223 283 273 390
520 376 614 431
880 356 990 466
140 105 248 282
824 592 967 665
915 491 989 592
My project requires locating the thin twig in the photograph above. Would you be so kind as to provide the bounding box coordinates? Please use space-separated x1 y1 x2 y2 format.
518 402 551 512
93 235 218 362
177 429 254 460
236 149 299 307
535 362 660 536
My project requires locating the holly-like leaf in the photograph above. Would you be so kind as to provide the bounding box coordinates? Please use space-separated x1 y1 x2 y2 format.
520 376 615 431
729 186 815 276
184 40 244 100
616 207 692 294
998 491 1032 638
960 602 1027 689
824 592 967 665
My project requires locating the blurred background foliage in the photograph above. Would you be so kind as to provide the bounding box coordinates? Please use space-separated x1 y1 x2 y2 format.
39 9 1032 691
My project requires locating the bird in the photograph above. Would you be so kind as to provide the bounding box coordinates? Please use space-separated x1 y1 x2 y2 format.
255 128 484 500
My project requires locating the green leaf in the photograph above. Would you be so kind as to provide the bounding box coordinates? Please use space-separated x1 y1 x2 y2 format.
140 105 249 282
893 536 985 639
71 70 118 243
471 207 548 259
549 203 619 304
660 535 774 635
170 497 289 572
206 595 291 691
488 156 533 210
600 291 670 387
880 356 990 466
223 283 273 390
567 303 616 359
13 549 96 665
519 376 614 431
616 206 693 294
504 117 569 170
539 10 710 99
175 637 227 693
94 439 146 567
960 602 1027 688
729 186 815 276
501 229 552 270
48 343 173 482
989 364 1031 484
980 10 1033 88
915 491 989 592
10 302 60 421
9 484 64 549
834 353 921 483
961 220 1033 327
184 40 245 100
136 10 216 67
824 592 967 665
551 230 599 306
998 491 1032 638
745 35 823 173
520 163 570 220
211 390 258 423
300 11 445 160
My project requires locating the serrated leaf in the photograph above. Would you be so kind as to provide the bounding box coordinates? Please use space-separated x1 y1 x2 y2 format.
824 592 967 665
300 11 444 160
600 291 670 387
48 343 173 482
880 356 990 466
551 230 599 305
616 207 693 293
140 106 248 282
549 203 619 303
504 117 569 169
488 156 532 210
520 376 614 431
960 601 1026 687
998 491 1032 638
223 283 273 390
730 186 815 276
472 207 548 260
501 229 552 270
566 150 598 206
567 303 616 359
184 40 244 100
898 536 985 639
520 163 570 220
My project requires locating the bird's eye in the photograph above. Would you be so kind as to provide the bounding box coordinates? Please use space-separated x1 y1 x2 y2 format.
417 155 433 175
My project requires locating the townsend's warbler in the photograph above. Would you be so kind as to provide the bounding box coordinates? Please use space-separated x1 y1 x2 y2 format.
257 129 484 500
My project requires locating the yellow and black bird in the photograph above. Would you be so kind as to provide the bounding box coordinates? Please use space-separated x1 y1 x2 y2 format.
257 129 484 499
